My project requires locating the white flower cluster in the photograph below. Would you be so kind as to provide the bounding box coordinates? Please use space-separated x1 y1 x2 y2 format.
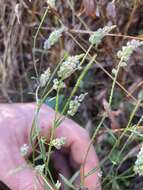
51 137 66 150
20 144 29 157
112 39 143 75
134 145 143 176
67 93 88 116
112 68 118 75
89 25 116 45
44 27 65 50
55 180 61 190
51 54 84 90
53 78 66 90
58 54 84 79
117 39 143 65
35 164 45 174
47 0 56 9
40 68 51 87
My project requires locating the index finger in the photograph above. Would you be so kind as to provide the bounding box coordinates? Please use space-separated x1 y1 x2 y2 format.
37 105 101 190
55 117 101 190
18 103 101 190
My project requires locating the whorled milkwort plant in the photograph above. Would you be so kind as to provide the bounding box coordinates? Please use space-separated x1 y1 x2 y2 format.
109 39 143 105
20 22 143 189
28 25 99 189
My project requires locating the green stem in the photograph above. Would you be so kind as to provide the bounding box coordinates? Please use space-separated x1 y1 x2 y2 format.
44 54 96 173
116 110 143 170
41 54 67 98
109 59 123 106
44 78 63 174
33 8 49 77
108 99 141 159
101 99 141 183
61 53 95 116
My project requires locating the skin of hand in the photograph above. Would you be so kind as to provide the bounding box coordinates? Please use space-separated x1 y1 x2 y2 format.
0 103 101 190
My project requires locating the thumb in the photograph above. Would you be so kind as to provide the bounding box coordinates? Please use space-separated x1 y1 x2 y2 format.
0 146 44 190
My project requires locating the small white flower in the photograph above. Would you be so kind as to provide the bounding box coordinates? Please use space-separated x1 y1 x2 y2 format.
55 180 61 190
40 68 51 87
120 62 127 67
89 25 116 45
53 78 66 90
67 93 88 116
112 68 117 75
44 27 65 49
134 145 143 176
20 144 29 157
98 171 103 178
35 164 45 174
51 137 66 150
58 54 84 79
47 0 56 9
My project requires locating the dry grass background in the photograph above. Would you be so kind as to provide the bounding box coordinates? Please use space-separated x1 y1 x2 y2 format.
0 0 46 102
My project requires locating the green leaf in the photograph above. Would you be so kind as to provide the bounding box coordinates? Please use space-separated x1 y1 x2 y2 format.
59 174 76 190
45 95 66 112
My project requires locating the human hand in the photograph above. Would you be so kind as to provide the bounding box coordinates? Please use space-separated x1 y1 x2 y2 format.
0 103 101 190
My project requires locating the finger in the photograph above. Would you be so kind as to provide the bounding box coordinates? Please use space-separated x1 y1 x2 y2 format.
15 103 101 189
51 150 72 189
0 145 44 190
55 119 101 190
51 150 72 178
34 105 101 189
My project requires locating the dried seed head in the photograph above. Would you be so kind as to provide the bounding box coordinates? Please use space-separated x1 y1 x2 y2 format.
58 54 84 79
44 27 65 49
67 93 88 116
117 39 143 63
89 25 116 45
40 68 51 87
